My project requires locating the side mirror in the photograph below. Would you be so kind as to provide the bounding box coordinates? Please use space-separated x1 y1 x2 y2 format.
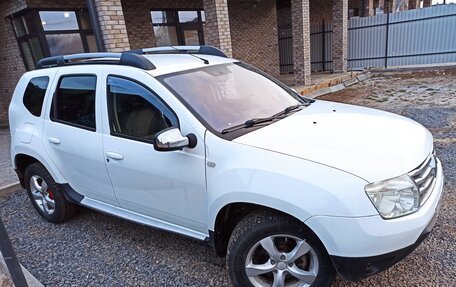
153 127 197 152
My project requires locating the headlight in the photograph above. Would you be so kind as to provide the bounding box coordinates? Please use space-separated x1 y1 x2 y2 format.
365 174 420 219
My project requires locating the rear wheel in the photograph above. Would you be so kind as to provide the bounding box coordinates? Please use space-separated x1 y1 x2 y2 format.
227 210 335 287
24 163 78 223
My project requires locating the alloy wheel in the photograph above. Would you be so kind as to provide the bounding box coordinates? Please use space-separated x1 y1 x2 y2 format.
29 175 55 215
245 234 319 287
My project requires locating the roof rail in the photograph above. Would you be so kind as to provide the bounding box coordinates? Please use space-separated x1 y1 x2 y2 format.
35 52 156 70
128 45 228 58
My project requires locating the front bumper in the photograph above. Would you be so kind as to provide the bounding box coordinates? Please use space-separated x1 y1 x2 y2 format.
331 206 440 281
305 158 444 280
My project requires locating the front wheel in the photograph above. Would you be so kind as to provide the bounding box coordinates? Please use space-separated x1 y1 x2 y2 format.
227 210 335 287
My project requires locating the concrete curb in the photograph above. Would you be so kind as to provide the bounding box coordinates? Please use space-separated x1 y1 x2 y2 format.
0 253 43 287
0 183 43 287
329 83 345 93
306 87 332 99
0 182 20 194
343 77 359 87
305 71 370 99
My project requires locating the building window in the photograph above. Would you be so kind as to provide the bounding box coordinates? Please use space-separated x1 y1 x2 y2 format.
11 9 98 71
151 10 205 46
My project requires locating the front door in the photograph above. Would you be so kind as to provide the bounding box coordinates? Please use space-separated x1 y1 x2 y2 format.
101 72 207 233
42 67 118 206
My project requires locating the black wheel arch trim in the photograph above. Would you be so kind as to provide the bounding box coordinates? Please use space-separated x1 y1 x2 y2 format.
59 183 84 204
14 169 25 188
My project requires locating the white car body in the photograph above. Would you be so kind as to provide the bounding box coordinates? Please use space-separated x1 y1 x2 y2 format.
9 47 444 283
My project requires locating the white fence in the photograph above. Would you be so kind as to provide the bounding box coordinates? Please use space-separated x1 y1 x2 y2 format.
279 5 456 72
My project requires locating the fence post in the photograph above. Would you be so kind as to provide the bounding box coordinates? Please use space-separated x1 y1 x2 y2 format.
0 215 28 287
322 20 326 71
384 12 390 69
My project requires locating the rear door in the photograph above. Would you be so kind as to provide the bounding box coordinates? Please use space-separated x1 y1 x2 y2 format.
42 67 117 206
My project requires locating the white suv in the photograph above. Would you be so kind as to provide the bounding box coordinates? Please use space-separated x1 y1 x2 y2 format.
9 46 444 287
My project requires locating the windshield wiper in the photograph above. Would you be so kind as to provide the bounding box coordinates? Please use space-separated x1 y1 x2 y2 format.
221 104 307 134
271 103 307 118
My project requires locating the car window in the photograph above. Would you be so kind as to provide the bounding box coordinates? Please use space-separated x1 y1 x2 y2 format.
107 76 177 141
159 63 300 132
51 75 97 130
23 76 49 117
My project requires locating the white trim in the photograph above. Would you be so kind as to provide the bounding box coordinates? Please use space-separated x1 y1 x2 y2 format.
80 197 208 241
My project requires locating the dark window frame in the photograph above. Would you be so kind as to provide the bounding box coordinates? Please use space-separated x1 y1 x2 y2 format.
106 74 180 145
150 9 206 46
23 76 50 117
10 8 96 70
50 73 98 132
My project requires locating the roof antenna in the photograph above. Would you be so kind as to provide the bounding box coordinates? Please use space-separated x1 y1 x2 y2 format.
155 40 210 64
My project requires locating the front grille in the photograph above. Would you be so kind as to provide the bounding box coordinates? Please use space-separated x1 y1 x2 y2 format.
408 153 437 206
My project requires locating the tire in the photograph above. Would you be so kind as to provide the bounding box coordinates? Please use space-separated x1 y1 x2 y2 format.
24 163 78 223
227 210 335 287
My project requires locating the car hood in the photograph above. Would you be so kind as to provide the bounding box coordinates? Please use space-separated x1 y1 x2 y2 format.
234 100 433 182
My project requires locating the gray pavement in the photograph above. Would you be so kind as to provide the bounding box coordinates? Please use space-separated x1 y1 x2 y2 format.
0 129 40 287
0 128 17 187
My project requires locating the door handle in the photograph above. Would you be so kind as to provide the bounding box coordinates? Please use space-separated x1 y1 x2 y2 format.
48 137 61 144
105 152 124 160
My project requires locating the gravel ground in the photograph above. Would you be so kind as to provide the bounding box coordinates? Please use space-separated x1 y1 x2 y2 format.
0 68 455 286
0 128 17 187
320 68 456 286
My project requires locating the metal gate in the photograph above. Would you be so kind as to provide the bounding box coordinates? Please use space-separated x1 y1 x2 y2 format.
278 21 334 73
278 24 293 74
310 21 333 71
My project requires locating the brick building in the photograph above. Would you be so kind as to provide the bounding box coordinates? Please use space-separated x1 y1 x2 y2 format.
0 0 435 125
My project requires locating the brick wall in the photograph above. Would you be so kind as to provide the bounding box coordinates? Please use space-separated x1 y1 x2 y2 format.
122 0 203 49
408 0 419 10
309 0 333 24
204 0 232 57
276 0 333 29
228 0 279 76
0 1 27 125
94 0 130 52
0 0 91 125
332 0 348 72
122 0 277 75
291 0 311 85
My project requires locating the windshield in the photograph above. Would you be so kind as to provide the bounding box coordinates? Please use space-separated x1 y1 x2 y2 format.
159 63 302 132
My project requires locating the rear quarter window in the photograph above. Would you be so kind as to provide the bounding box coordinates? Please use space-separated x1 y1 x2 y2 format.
23 76 49 117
